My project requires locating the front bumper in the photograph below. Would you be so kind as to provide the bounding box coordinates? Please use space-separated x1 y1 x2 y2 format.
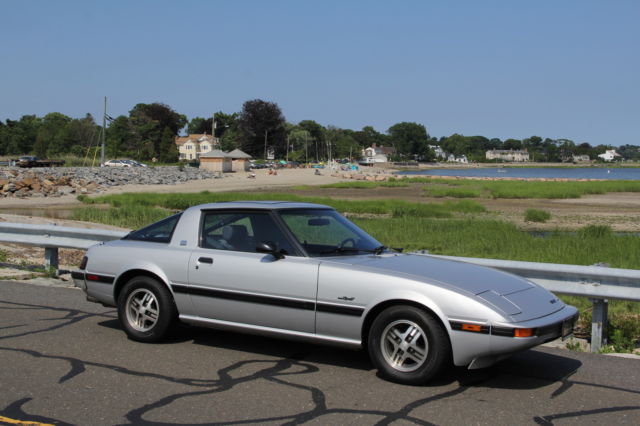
450 305 579 368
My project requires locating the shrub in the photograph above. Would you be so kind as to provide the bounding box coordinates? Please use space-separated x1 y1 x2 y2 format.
579 225 613 238
524 209 551 223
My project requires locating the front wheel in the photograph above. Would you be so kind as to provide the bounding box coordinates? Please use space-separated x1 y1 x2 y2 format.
117 276 177 343
368 305 451 385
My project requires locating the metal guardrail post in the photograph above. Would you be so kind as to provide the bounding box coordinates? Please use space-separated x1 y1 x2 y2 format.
589 298 609 353
44 247 59 276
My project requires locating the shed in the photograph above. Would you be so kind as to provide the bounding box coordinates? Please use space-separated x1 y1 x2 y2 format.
199 150 232 173
227 149 252 172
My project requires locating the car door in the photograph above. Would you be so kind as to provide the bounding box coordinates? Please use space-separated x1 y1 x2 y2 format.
187 210 319 333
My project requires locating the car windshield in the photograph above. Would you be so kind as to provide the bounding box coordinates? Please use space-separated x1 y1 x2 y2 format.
278 208 384 257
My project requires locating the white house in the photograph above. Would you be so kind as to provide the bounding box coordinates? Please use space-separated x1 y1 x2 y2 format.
361 143 395 163
428 145 447 160
486 149 530 162
597 149 621 162
175 134 218 160
447 153 468 163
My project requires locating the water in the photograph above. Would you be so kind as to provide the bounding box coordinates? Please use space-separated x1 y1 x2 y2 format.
399 167 640 180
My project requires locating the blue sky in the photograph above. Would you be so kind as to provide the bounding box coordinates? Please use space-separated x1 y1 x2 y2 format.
1 0 638 146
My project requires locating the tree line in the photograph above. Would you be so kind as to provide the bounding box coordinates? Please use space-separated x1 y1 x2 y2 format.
1 99 638 163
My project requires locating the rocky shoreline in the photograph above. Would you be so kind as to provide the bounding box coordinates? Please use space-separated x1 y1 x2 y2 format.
0 166 219 198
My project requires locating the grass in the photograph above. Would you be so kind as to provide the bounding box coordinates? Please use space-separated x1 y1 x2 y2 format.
353 217 640 269
559 295 640 353
524 209 551 223
313 181 410 189
75 191 637 269
73 191 487 228
0 249 6 263
302 177 640 199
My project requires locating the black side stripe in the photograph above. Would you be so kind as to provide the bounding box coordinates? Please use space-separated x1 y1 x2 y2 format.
171 284 364 317
85 273 115 284
71 271 84 280
316 303 364 317
172 284 315 311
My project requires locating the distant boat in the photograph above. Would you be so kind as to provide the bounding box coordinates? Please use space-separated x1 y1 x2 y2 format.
497 169 507 173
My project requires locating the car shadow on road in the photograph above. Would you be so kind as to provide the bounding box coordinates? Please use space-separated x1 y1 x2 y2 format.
97 320 582 389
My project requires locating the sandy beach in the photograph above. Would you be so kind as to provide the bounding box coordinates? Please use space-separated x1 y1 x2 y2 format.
0 167 352 210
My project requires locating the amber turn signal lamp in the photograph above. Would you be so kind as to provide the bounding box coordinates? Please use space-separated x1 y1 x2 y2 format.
514 328 535 338
461 324 482 332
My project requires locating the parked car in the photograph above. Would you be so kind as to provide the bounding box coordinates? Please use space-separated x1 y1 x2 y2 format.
103 159 147 167
73 201 577 384
249 162 268 169
122 159 147 167
16 156 65 168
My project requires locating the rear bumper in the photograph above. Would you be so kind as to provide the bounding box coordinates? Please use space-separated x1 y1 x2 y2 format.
71 270 86 290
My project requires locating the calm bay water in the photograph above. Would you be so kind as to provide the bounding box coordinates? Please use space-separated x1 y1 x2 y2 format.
399 167 640 180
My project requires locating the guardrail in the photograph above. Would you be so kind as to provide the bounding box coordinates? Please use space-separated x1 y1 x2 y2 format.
0 222 126 271
0 223 638 352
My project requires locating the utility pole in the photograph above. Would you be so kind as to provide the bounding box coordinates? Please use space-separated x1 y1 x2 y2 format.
264 130 268 160
212 115 217 147
286 134 290 162
101 96 106 167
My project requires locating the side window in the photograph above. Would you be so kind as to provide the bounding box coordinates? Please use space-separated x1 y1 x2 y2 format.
200 211 296 255
124 213 182 243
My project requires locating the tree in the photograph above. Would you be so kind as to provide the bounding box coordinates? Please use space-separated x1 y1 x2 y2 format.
106 116 134 158
187 117 209 134
3 115 41 155
352 126 386 149
440 134 471 158
325 126 359 161
33 112 72 156
158 126 179 163
387 122 429 160
296 120 326 161
66 114 99 157
128 103 187 160
617 144 640 161
237 99 286 158
503 138 522 150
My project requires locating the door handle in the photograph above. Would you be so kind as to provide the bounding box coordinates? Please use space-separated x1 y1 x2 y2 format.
198 257 213 264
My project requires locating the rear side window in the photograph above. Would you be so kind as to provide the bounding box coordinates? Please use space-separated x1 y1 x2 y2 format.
124 213 182 243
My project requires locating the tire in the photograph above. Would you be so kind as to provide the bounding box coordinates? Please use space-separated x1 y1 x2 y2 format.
368 305 451 385
117 276 177 343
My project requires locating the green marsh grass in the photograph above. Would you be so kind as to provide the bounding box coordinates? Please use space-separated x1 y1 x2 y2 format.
353 217 640 269
74 192 487 228
524 209 551 223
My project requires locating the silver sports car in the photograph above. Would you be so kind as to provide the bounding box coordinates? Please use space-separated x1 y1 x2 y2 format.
73 201 578 385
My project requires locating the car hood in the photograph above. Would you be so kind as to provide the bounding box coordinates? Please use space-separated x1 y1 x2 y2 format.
338 253 533 296
326 253 564 321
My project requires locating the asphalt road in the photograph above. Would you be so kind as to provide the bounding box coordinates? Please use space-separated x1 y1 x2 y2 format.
1 280 639 426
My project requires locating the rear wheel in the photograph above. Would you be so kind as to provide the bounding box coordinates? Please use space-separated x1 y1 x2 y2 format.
117 276 176 342
368 305 450 385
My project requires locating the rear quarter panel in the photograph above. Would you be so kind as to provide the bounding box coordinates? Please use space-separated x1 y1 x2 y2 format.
85 241 192 312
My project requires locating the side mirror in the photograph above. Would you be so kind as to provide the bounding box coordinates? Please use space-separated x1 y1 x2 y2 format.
256 242 285 260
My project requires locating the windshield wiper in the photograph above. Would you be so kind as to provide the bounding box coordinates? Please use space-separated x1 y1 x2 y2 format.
320 245 387 255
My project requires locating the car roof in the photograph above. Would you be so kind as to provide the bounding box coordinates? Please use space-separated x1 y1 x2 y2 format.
186 201 333 212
